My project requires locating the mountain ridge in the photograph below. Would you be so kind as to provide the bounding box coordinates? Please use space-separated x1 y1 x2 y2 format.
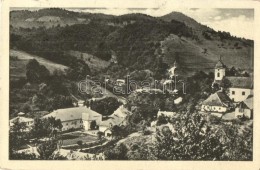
10 8 254 79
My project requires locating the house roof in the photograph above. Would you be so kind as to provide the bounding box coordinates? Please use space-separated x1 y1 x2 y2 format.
100 115 125 127
239 96 253 110
116 79 125 83
10 116 34 126
100 106 130 128
42 107 101 122
202 91 232 107
163 80 174 85
225 76 253 89
82 110 102 121
10 116 34 123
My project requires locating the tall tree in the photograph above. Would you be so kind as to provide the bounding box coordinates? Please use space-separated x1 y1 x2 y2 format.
26 59 50 83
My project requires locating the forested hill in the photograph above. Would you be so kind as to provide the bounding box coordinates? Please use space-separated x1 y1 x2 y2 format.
10 8 254 78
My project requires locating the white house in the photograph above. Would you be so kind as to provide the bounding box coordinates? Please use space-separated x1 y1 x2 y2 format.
235 95 253 119
174 97 183 104
157 110 176 118
99 105 129 136
10 115 34 132
116 79 125 86
77 100 85 107
168 60 179 78
201 91 233 116
225 77 253 102
42 107 102 131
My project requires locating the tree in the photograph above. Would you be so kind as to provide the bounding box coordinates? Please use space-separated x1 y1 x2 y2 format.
111 125 128 139
31 117 63 139
10 152 37 160
36 138 58 160
154 112 226 160
219 123 253 160
91 97 121 116
9 119 28 153
104 143 128 160
66 59 91 81
26 59 50 83
150 112 253 160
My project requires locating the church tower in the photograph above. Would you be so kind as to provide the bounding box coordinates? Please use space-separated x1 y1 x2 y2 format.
169 60 179 78
215 56 226 81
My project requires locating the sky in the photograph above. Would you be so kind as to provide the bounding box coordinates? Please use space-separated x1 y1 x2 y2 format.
13 8 254 40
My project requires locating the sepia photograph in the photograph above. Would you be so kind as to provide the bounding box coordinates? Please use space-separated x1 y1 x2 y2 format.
1 0 260 169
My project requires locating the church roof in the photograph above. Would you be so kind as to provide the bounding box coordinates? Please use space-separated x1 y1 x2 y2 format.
202 91 232 107
215 59 226 69
225 76 253 89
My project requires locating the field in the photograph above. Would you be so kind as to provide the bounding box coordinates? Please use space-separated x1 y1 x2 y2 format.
60 131 98 146
68 50 110 72
162 34 253 75
10 49 68 80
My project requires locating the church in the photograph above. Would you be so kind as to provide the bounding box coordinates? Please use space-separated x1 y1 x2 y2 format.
201 56 253 118
212 56 253 103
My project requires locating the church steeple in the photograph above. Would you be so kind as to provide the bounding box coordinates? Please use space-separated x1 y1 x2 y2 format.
215 55 226 81
215 55 226 69
173 60 178 68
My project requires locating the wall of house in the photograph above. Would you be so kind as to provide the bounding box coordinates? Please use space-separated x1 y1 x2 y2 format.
105 130 112 137
211 112 223 117
215 68 225 81
244 109 252 118
235 108 252 119
235 108 244 118
83 120 90 130
95 116 102 125
61 119 83 131
157 111 175 117
229 88 252 102
99 126 108 133
201 105 228 113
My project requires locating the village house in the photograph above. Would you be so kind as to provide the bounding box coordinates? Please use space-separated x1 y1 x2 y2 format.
157 110 176 118
99 105 129 137
42 107 102 131
168 60 179 78
9 112 34 132
116 79 125 86
201 91 234 117
225 77 253 102
235 95 253 119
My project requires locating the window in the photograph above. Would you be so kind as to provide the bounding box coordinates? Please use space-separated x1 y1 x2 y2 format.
66 123 68 125
217 73 220 77
232 91 235 95
219 107 221 110
242 91 245 95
